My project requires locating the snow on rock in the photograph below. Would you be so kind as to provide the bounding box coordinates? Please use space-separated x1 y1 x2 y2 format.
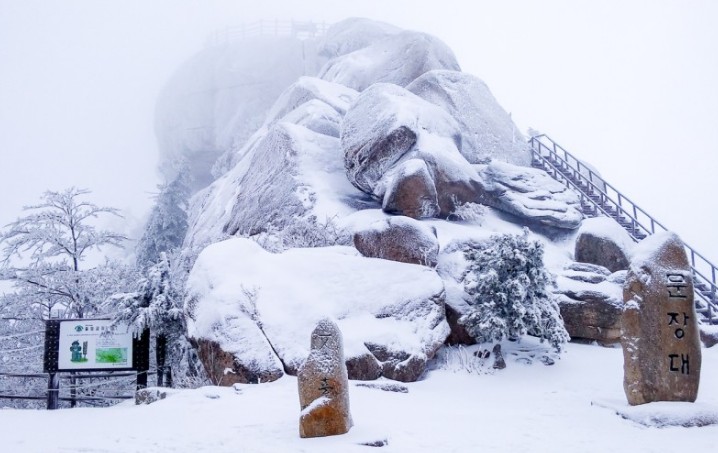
279 99 343 138
353 216 439 267
382 159 440 219
407 70 531 166
319 30 460 91
155 37 326 190
341 83 485 217
264 76 358 126
593 399 718 428
318 18 401 58
575 216 635 272
184 122 360 251
186 238 449 383
554 262 624 344
478 160 584 229
185 242 285 385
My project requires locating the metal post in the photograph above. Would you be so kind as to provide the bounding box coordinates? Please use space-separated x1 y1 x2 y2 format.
137 371 147 392
47 373 59 410
69 372 76 408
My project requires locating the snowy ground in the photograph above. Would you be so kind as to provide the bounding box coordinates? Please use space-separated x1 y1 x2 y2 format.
2 342 717 453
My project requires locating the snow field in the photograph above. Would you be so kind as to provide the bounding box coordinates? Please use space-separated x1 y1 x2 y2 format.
2 343 717 453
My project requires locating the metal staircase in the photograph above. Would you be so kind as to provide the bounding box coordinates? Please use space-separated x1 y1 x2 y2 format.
529 134 718 324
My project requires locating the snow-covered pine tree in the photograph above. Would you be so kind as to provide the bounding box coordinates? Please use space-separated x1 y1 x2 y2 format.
459 229 569 352
112 252 197 387
135 168 190 269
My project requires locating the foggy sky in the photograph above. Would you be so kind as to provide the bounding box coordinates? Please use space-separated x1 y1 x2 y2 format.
1 0 716 261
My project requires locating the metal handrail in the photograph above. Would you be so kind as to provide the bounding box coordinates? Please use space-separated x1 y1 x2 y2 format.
529 134 717 322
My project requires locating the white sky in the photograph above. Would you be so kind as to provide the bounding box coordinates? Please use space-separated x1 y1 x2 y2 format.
1 0 716 261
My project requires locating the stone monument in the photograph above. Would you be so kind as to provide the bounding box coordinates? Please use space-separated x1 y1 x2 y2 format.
298 318 352 438
621 232 701 405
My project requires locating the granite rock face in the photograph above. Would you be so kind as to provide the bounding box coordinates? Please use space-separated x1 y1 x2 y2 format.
555 263 623 344
353 216 439 267
575 217 634 272
298 319 352 438
622 232 701 405
407 70 532 166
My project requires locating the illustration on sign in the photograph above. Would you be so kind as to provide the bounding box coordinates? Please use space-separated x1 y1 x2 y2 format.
57 320 134 371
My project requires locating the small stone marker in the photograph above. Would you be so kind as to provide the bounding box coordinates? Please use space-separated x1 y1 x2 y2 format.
621 232 701 405
298 318 352 438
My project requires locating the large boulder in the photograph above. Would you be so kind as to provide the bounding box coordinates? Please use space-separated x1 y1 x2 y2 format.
381 159 440 219
319 30 460 91
622 232 701 405
554 262 623 343
341 83 484 217
478 161 584 230
575 216 635 272
264 76 358 126
185 238 450 383
407 70 532 166
353 216 439 267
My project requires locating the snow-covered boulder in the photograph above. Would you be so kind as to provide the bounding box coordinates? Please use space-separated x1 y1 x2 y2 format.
407 70 531 166
155 37 326 190
342 83 484 217
186 238 450 383
574 216 635 272
319 18 401 58
353 216 439 267
554 262 624 344
478 161 584 229
319 31 460 91
264 76 358 126
382 159 440 219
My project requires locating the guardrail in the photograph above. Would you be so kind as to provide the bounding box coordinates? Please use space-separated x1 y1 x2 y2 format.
205 20 329 47
529 134 718 323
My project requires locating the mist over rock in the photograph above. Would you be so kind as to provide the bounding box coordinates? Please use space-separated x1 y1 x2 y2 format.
319 17 401 58
155 37 327 190
185 238 450 383
319 31 460 91
407 70 531 166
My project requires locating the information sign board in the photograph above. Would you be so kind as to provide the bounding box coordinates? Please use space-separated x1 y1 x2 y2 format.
44 319 149 373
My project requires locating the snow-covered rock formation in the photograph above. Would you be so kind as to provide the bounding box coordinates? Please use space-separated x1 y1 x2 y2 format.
319 30 460 91
407 70 531 166
186 238 449 383
173 17 602 384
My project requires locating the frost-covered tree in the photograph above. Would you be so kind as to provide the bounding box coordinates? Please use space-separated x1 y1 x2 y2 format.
459 229 569 352
0 187 127 319
135 168 190 269
111 252 195 387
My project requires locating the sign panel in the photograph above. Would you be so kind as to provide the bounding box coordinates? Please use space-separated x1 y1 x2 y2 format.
56 319 134 371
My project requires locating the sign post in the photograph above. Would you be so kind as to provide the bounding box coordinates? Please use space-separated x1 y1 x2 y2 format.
43 319 149 409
